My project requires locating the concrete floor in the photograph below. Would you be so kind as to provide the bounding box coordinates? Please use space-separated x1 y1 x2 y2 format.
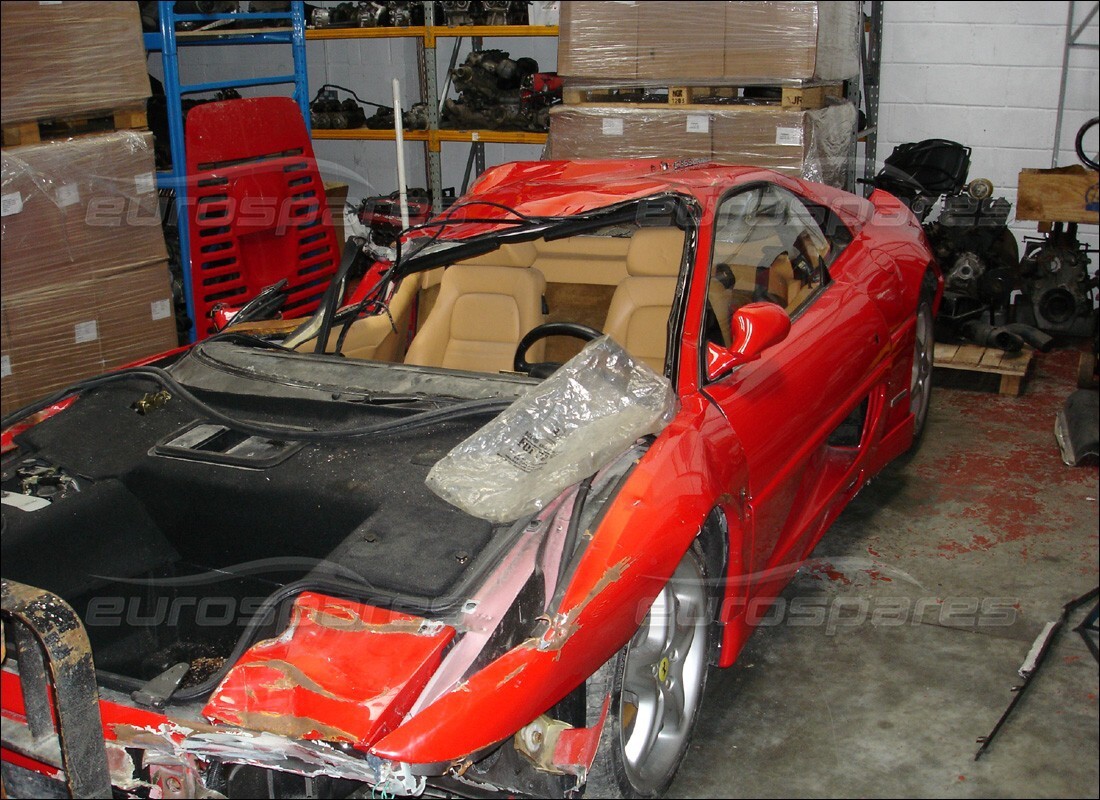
671 346 1100 798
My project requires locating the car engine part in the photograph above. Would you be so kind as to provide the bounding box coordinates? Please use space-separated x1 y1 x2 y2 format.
1055 389 1099 466
318 1 426 28
309 85 428 131
872 139 972 221
356 188 433 249
442 50 553 131
1017 223 1098 337
438 0 528 26
874 138 1093 352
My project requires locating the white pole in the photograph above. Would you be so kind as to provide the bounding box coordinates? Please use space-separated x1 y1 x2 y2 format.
392 78 410 231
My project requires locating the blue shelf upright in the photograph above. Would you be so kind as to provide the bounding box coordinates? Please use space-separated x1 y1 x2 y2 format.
145 1 310 342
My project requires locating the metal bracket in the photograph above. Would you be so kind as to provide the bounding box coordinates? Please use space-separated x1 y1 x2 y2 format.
1 578 113 798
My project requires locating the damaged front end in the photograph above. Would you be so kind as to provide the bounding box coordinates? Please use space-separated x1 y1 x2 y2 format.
1 448 643 798
1 338 678 798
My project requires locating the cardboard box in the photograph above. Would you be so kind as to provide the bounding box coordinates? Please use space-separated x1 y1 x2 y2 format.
1016 166 1100 225
0 1 150 125
548 102 856 188
1 260 177 417
324 182 350 247
711 109 815 176
558 1 639 80
1 132 166 295
0 308 24 416
548 106 714 160
636 3 726 81
1 131 176 416
557 1 860 84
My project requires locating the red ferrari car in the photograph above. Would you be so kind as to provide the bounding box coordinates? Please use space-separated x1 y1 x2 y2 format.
0 160 939 798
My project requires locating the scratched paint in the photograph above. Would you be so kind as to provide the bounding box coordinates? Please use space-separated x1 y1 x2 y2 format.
203 592 454 747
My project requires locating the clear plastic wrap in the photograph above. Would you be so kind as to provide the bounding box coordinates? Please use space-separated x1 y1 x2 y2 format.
2 131 166 294
426 337 677 523
557 1 860 83
548 102 856 188
0 1 150 125
1 132 176 416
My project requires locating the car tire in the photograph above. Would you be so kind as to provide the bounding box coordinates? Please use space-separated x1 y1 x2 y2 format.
583 544 712 799
908 275 936 448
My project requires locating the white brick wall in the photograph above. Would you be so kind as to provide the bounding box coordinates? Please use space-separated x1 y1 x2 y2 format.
879 0 1099 256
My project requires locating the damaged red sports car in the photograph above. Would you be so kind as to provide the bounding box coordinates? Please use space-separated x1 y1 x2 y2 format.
1 159 940 798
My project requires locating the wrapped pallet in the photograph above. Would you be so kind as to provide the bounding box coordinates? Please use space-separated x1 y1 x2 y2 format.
0 1 150 126
548 102 857 188
1 132 177 416
558 1 861 84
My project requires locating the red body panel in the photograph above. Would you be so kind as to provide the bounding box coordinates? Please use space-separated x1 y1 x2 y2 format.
203 593 454 747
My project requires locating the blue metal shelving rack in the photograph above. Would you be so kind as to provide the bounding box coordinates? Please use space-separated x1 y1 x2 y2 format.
144 1 310 341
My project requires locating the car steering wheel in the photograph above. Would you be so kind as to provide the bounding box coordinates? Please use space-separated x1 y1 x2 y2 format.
513 322 603 378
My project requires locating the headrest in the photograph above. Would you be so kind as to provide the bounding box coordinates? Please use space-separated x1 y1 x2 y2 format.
454 240 538 268
794 229 830 264
626 228 686 277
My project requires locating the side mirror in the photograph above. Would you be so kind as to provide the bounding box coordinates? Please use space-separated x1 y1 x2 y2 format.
705 302 791 381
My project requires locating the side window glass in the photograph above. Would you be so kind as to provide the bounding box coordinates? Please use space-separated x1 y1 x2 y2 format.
705 184 833 347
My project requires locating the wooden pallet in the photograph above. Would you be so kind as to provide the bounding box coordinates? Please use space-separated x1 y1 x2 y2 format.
562 83 843 110
2 104 148 148
933 342 1034 396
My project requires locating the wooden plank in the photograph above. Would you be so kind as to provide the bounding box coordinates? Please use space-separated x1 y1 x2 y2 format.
934 342 961 362
999 374 1023 396
978 348 1005 369
563 82 843 109
1016 166 1100 225
3 104 148 148
934 342 1034 395
953 344 986 366
781 84 844 110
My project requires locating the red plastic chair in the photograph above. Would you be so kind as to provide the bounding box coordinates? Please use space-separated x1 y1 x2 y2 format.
185 97 341 339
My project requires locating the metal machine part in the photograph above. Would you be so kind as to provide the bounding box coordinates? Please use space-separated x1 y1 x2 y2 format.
313 1 391 28
976 587 1100 759
442 50 550 132
925 191 1024 350
438 0 527 26
1055 389 1099 466
872 139 972 222
310 86 427 131
1018 223 1098 337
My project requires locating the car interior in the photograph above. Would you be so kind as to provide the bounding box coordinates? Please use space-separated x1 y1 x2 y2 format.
293 186 842 377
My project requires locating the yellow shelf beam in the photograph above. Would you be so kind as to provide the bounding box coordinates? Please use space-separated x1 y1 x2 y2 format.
311 129 430 141
425 25 559 46
305 26 427 40
433 130 548 145
305 25 558 45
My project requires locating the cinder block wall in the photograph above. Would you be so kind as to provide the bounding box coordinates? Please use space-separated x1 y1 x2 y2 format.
878 1 1098 255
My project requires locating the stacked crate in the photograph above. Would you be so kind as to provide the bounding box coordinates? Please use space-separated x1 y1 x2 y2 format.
1 2 177 416
549 1 861 188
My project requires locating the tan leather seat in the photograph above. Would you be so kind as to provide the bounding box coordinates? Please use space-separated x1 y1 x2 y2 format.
404 242 547 373
308 271 422 362
769 230 830 314
603 228 685 373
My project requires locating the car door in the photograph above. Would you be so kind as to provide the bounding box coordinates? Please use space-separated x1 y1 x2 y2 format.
700 183 892 594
